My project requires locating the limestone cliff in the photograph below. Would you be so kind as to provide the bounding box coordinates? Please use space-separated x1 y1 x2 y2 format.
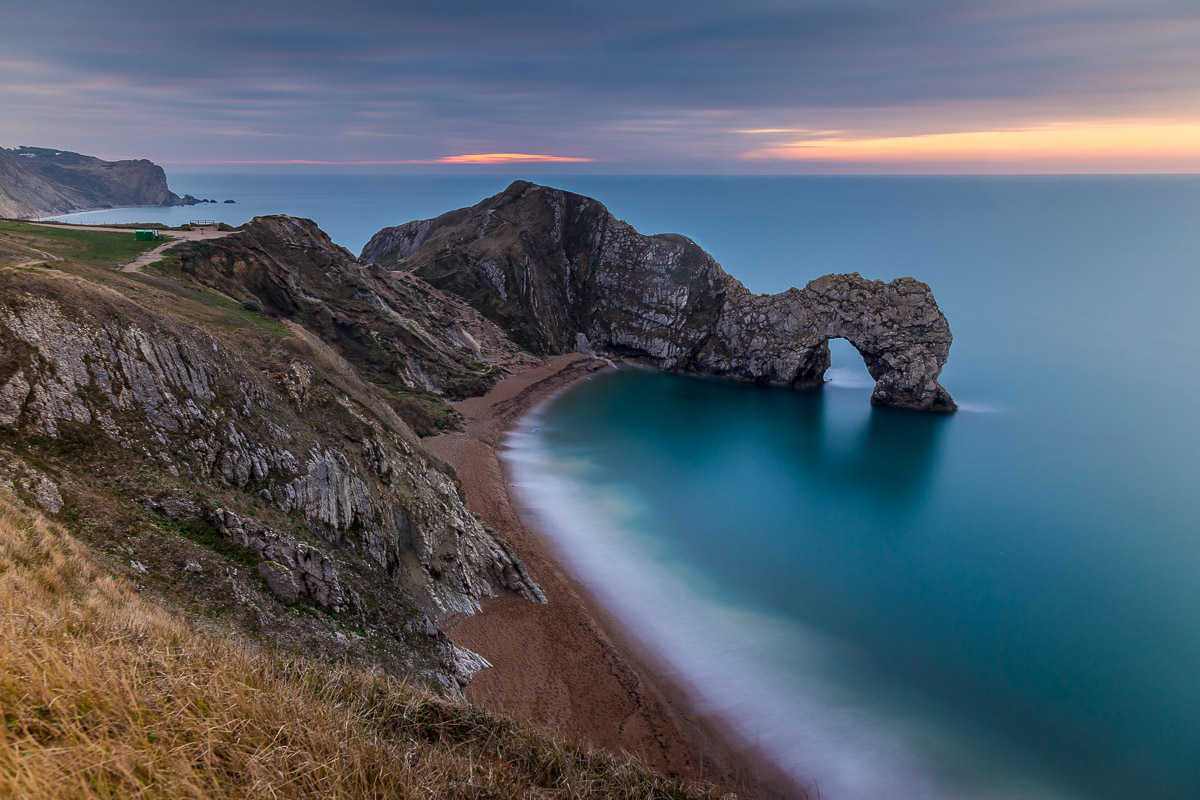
166 215 538 432
363 181 955 411
0 226 545 695
0 146 186 218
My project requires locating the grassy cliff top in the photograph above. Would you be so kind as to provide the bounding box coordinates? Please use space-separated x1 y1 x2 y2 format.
0 221 164 268
0 491 724 800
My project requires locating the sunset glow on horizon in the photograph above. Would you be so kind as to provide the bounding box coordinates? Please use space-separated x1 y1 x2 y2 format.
432 153 594 165
738 121 1200 170
158 153 596 166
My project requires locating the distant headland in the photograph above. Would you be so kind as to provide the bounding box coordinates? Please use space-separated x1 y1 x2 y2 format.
0 145 223 218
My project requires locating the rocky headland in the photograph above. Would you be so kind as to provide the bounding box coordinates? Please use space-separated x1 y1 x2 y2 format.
0 146 206 219
364 180 955 411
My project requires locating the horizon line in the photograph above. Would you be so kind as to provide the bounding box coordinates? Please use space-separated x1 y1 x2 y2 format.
157 166 1200 177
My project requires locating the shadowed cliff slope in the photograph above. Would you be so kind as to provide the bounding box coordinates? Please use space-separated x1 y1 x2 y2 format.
166 215 538 432
364 181 955 411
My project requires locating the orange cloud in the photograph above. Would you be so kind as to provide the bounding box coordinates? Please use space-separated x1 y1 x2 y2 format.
739 122 1200 167
432 153 593 164
161 153 594 165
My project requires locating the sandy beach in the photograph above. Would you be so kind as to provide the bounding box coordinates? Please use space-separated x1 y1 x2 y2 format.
428 354 799 800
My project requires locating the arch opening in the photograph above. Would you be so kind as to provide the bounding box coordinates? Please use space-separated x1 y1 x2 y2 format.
824 337 876 390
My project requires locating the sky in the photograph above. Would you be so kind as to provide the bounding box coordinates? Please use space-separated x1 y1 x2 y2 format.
1 0 1199 173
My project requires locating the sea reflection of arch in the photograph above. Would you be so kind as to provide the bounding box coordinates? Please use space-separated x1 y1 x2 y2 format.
782 340 951 514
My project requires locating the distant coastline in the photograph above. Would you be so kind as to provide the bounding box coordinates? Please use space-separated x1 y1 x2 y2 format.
0 145 217 219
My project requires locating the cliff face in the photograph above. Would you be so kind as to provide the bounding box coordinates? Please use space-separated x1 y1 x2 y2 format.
363 181 955 411
0 146 182 218
167 215 538 431
0 220 547 695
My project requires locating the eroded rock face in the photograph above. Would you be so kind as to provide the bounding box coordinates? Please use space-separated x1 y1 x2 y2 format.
170 216 537 405
212 507 345 610
0 288 544 621
701 274 955 411
363 181 955 411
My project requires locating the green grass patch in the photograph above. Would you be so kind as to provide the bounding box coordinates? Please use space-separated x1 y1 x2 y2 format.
126 275 292 339
388 387 460 437
0 221 165 268
191 289 292 338
153 516 258 566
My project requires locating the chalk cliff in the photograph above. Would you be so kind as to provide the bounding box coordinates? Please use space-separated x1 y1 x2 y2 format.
0 146 188 218
363 181 955 411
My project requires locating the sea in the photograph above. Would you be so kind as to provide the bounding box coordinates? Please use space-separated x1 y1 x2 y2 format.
55 173 1200 800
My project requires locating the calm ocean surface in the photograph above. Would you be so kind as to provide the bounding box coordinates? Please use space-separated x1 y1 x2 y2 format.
59 174 1200 799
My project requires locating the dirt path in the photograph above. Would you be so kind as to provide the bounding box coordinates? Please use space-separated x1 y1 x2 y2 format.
7 240 64 268
21 222 237 273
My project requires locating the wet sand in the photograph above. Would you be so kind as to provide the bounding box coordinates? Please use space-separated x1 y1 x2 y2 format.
428 354 800 799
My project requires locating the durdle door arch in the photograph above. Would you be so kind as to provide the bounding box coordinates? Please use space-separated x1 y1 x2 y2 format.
362 183 957 412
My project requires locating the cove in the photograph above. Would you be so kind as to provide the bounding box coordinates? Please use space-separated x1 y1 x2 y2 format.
503 347 1200 800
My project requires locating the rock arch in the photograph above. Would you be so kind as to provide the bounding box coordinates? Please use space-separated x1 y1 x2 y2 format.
687 273 955 412
364 182 956 412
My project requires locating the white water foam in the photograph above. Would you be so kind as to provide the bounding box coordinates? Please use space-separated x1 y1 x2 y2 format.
823 366 877 390
501 404 1077 800
953 400 1005 413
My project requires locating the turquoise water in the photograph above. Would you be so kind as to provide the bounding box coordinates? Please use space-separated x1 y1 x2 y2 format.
60 175 1200 799
502 178 1200 800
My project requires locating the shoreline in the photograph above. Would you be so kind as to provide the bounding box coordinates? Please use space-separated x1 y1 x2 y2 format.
30 206 176 222
29 201 221 222
429 354 801 800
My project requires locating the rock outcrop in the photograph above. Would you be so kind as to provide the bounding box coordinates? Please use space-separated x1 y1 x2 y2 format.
0 145 188 218
168 216 537 431
0 259 546 693
0 284 542 614
364 181 955 411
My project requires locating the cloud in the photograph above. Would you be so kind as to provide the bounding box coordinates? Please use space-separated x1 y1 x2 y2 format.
429 153 594 164
1 0 1198 171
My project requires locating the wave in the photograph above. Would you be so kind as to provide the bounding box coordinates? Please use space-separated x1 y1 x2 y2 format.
954 400 1005 413
501 407 1076 800
824 366 876 389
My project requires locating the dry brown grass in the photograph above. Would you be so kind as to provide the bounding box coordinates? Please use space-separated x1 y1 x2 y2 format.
0 493 726 800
